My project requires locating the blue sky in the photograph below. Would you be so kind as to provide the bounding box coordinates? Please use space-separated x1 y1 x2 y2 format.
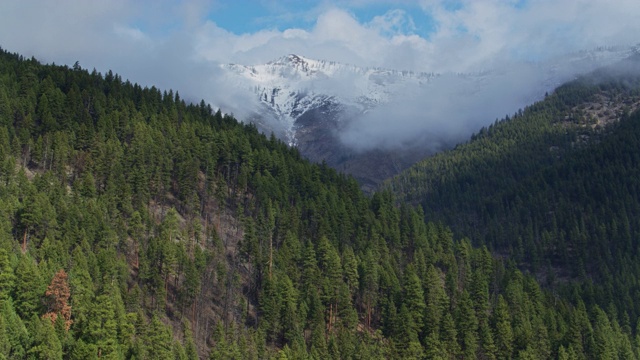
208 1 437 39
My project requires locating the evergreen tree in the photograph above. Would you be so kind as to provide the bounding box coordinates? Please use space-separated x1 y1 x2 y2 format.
456 290 478 359
397 304 424 360
27 315 63 360
13 254 44 319
86 293 120 358
492 295 513 360
146 315 174 359
403 265 425 335
0 249 15 303
2 299 30 359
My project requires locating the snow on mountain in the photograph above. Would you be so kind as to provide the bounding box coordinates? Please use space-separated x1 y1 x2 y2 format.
217 46 638 147
212 45 640 189
219 54 435 145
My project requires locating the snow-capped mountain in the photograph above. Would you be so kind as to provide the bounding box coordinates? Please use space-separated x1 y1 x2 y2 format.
220 54 436 145
214 45 640 190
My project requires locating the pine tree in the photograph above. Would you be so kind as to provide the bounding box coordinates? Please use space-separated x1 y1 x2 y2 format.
13 254 44 318
0 249 15 303
424 330 447 360
69 246 94 336
146 315 174 359
493 295 513 360
279 273 300 344
342 246 359 297
259 274 281 343
86 294 120 358
592 305 616 360
183 319 199 360
0 310 9 357
397 304 424 359
1 299 30 359
567 300 593 359
456 290 478 359
360 248 379 330
318 236 343 334
403 265 425 334
27 315 63 360
42 269 72 331
424 265 448 336
440 312 460 358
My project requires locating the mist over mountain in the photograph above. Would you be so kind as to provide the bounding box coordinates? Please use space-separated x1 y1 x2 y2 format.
209 45 640 187
384 57 640 333
3 1 640 178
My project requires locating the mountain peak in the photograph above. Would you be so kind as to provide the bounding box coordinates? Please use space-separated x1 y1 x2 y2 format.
270 54 309 67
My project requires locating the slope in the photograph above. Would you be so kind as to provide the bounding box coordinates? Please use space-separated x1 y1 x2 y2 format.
0 47 637 359
387 56 640 320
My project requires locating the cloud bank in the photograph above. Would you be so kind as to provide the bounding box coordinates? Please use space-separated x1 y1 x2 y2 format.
1 0 639 151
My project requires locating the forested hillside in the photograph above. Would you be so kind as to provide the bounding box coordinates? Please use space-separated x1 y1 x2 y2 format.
388 57 640 337
0 47 639 359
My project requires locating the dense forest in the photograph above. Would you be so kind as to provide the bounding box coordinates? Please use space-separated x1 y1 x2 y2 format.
388 56 640 349
1 46 640 359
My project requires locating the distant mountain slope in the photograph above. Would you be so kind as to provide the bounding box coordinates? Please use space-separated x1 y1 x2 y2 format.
215 47 639 189
221 54 436 144
387 57 640 317
218 54 439 190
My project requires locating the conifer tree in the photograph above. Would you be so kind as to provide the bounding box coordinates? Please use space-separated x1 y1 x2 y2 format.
42 269 72 331
456 290 478 359
493 295 514 360
146 315 174 359
397 303 424 359
86 294 120 358
0 311 8 356
403 264 425 334
342 245 358 297
69 246 94 336
425 265 448 336
440 312 460 358
13 254 43 318
1 299 30 359
0 249 15 303
27 315 63 360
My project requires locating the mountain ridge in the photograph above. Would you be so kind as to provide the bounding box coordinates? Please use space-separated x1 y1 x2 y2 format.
385 59 640 319
215 45 640 189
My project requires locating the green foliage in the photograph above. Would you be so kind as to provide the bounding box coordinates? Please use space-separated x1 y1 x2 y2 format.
389 67 640 321
389 64 640 358
27 315 63 360
13 254 44 319
0 46 636 358
0 249 15 303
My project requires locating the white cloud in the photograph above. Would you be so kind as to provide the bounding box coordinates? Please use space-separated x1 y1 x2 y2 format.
3 1 638 75
369 9 416 36
113 24 150 43
0 0 639 152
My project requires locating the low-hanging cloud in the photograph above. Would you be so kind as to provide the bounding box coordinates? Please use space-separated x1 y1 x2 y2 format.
1 0 639 152
339 51 640 152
